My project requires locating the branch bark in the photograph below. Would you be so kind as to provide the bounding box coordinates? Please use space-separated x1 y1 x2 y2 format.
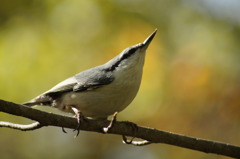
0 99 239 158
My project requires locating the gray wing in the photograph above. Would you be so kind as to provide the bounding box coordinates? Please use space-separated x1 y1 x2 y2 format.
43 66 114 95
23 67 114 106
73 66 114 91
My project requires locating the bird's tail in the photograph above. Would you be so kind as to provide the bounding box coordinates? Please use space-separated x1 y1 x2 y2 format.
23 95 52 107
22 100 41 107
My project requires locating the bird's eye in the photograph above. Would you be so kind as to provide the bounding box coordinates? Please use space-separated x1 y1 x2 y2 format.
121 47 137 60
128 47 137 54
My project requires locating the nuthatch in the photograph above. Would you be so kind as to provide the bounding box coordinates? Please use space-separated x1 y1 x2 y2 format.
24 30 157 124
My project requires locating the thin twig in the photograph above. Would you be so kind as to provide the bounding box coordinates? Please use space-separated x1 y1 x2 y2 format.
0 121 42 131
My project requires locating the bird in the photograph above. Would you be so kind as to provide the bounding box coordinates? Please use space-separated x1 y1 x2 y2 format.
23 29 157 123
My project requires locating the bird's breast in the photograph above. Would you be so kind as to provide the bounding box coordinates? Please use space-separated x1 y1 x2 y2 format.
59 68 143 119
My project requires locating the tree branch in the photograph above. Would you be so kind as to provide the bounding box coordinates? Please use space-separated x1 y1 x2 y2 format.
0 99 239 158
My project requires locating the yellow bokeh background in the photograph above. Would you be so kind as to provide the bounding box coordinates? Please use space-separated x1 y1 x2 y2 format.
0 0 239 159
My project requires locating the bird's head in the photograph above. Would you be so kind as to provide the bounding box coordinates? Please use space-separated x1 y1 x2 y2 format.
105 29 157 72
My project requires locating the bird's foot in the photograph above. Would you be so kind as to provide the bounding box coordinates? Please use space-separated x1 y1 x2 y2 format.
121 121 151 146
103 112 118 133
121 121 138 144
102 112 151 146
71 106 86 138
122 135 151 146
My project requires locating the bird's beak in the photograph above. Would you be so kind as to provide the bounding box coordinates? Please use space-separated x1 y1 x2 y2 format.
142 29 157 50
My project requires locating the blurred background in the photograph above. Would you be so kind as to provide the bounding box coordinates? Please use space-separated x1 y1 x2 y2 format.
0 0 240 158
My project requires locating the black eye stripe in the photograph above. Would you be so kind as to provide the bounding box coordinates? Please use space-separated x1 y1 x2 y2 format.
128 47 137 54
121 47 137 61
105 47 138 72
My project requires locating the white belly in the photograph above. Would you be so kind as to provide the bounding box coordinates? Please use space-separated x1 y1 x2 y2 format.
58 77 141 119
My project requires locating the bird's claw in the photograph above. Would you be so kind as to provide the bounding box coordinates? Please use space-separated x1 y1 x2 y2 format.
122 135 151 146
61 106 86 137
102 112 150 146
121 121 151 146
62 127 67 133
121 121 138 144
103 112 118 133
71 106 85 138
122 135 135 144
